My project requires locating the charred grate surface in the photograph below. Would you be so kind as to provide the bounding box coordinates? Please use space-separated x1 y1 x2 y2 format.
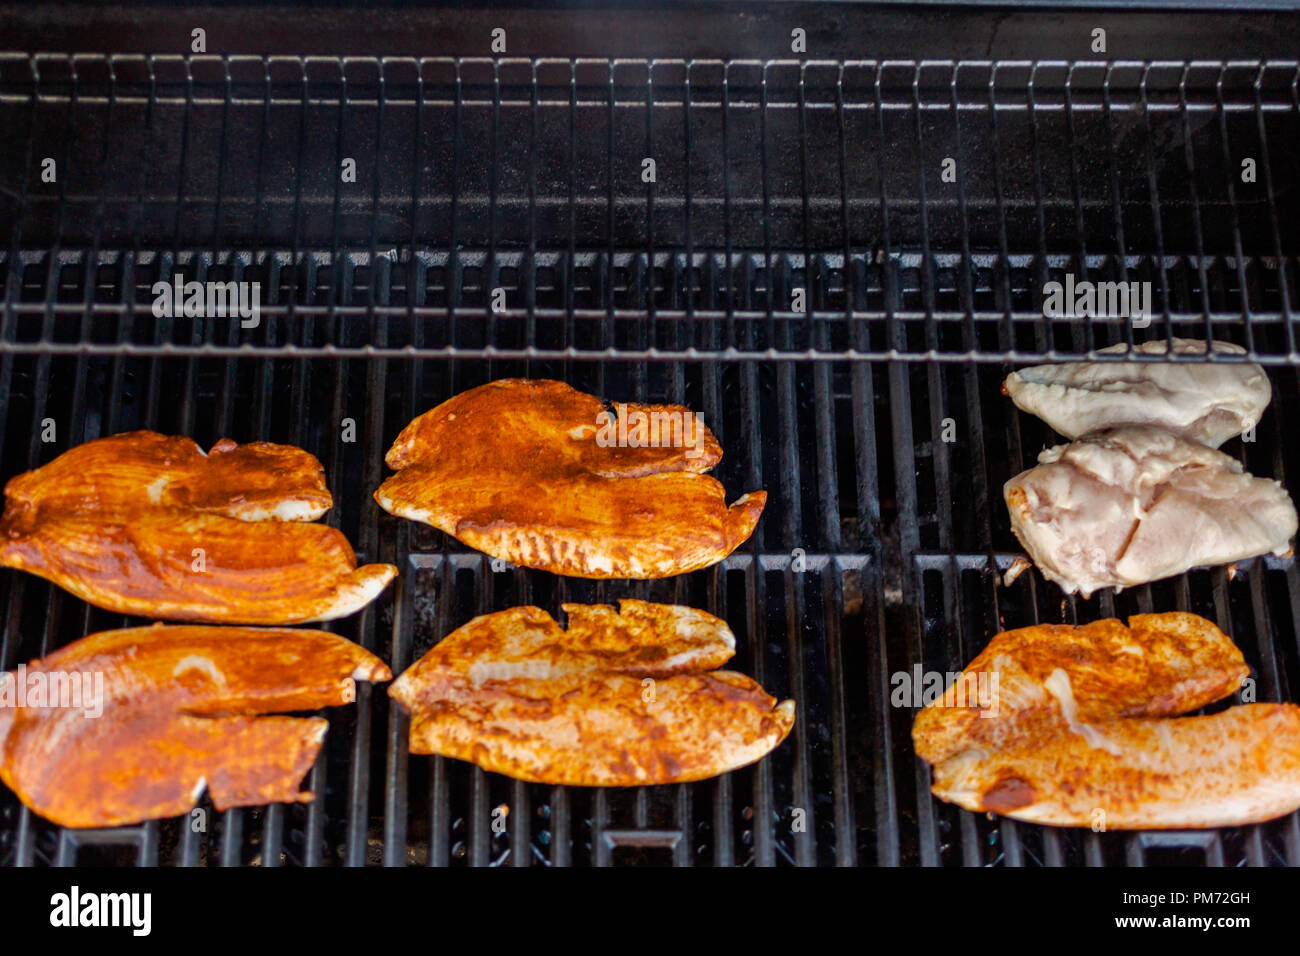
0 53 1299 867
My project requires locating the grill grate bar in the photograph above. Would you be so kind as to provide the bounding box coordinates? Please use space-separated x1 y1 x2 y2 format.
7 56 1300 109
1063 65 1096 355
1177 66 1217 343
1100 66 1136 356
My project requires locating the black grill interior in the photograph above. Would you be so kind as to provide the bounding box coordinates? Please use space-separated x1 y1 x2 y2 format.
2 47 1300 867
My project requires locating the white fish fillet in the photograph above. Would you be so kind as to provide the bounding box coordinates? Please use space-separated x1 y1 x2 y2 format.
1005 425 1297 596
1005 338 1271 447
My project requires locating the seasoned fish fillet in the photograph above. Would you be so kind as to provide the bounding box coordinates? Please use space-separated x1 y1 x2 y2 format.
1005 426 1297 597
374 379 765 578
0 431 397 623
930 704 1300 829
912 613 1249 765
1005 338 1271 447
389 600 795 786
0 625 392 828
914 613 1300 828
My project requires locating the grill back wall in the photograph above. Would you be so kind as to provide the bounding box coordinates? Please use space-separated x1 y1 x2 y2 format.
2 41 1300 867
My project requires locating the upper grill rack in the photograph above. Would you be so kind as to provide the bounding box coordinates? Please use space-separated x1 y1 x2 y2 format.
2 54 1298 362
3 49 1300 868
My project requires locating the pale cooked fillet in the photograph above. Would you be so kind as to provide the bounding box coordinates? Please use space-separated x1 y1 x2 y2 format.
1004 338 1271 447
1004 425 1297 597
930 704 1300 829
912 613 1249 765
0 625 392 828
389 600 795 786
374 379 766 578
0 430 397 623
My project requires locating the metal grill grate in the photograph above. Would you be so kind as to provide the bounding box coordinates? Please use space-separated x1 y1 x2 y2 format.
2 55 1299 362
1 53 1299 867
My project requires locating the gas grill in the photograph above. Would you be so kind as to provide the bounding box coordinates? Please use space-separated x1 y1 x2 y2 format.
2 1 1300 868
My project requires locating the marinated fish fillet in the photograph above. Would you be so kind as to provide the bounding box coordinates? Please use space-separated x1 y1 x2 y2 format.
374 379 766 578
0 431 397 623
1005 338 1271 447
915 614 1300 828
930 704 1300 829
912 613 1249 765
0 625 392 828
389 600 795 785
1005 425 1297 597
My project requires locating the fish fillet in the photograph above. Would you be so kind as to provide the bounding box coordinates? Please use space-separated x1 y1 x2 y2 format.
930 704 1300 829
913 613 1300 828
1005 338 1271 447
389 600 795 786
0 625 392 828
374 379 766 578
913 613 1249 765
1005 425 1297 597
0 431 397 623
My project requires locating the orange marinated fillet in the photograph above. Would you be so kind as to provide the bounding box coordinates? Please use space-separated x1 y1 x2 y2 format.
913 613 1250 764
374 379 765 578
915 613 1300 832
0 625 392 828
390 600 795 786
931 705 1300 829
913 613 1300 828
0 431 396 623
